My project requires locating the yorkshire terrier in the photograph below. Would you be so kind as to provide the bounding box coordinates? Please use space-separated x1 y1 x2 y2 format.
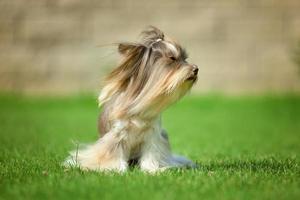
65 26 198 173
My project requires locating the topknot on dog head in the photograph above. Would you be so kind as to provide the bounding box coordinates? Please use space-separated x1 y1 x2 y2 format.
140 26 165 47
117 26 165 56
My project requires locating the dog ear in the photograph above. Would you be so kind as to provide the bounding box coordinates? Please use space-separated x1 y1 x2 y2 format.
108 44 147 88
118 43 139 55
100 43 148 108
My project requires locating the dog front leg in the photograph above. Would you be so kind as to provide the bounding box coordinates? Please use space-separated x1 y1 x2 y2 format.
139 131 173 173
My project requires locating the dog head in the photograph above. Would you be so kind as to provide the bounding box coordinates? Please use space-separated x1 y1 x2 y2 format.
99 26 198 119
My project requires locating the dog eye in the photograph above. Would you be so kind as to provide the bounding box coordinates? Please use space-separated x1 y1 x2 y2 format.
169 56 176 61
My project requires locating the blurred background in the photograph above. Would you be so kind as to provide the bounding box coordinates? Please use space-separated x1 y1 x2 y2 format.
1 1 300 198
0 0 300 95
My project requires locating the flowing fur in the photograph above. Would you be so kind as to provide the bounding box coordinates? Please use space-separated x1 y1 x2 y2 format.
64 26 198 173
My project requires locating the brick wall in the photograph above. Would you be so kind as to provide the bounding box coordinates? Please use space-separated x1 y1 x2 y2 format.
0 0 300 94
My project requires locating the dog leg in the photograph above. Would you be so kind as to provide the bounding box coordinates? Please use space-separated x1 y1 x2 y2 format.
139 130 174 173
139 130 196 172
64 130 129 172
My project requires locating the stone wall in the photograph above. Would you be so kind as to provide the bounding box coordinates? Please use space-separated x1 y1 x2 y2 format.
0 0 300 94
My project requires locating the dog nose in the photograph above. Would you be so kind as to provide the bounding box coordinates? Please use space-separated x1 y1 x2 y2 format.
192 65 199 75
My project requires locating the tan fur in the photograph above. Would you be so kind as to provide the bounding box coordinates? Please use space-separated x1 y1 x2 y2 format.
65 26 198 173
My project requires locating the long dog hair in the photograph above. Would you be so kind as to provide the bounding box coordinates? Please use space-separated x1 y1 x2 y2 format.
65 26 198 173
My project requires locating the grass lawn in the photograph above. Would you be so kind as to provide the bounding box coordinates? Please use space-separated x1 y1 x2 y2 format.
0 94 299 200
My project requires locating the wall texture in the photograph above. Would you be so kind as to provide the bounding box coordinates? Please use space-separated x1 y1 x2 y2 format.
0 0 300 94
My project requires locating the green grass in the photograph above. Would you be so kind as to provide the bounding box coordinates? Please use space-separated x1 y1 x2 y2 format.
0 94 299 200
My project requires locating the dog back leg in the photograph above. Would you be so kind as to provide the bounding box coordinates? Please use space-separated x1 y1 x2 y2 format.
64 130 129 172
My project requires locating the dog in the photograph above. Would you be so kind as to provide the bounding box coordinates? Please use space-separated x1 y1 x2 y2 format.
65 26 198 173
